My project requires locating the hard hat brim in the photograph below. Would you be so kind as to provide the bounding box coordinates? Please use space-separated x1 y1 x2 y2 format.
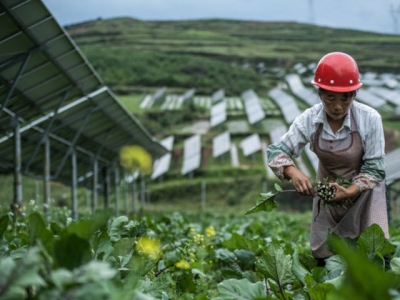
311 81 362 93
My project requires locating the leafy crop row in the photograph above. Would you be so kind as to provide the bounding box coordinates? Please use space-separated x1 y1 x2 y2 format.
1 202 400 299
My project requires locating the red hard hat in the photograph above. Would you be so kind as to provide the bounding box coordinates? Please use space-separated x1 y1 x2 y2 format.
311 52 362 92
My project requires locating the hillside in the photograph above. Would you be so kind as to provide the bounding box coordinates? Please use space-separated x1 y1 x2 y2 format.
66 18 400 95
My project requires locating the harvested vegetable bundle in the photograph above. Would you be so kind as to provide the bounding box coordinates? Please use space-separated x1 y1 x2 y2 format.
314 177 352 221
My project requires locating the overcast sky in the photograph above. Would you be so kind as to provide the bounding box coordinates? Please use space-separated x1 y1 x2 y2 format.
42 0 400 35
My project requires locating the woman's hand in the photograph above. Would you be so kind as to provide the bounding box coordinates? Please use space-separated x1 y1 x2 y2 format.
284 166 314 196
329 182 360 202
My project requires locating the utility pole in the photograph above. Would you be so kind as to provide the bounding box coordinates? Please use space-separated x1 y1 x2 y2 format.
390 3 400 34
308 0 315 24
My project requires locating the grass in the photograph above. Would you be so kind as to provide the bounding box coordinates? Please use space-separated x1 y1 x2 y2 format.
117 94 146 114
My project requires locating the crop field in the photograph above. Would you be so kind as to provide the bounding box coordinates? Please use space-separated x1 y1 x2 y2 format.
1 203 400 299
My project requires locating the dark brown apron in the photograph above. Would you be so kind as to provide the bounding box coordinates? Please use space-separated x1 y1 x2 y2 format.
310 109 389 258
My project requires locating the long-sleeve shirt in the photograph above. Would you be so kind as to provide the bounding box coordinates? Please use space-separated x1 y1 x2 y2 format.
267 101 385 191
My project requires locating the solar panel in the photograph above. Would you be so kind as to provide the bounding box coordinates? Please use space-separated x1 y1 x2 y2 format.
368 87 400 106
181 134 201 175
212 131 231 157
269 124 288 143
212 88 225 103
151 135 175 180
153 87 166 102
151 153 172 180
241 89 265 124
268 88 302 124
356 90 386 108
385 148 400 185
181 154 201 175
193 96 212 108
210 101 227 127
226 120 251 133
182 88 196 101
285 74 319 107
360 72 383 86
140 95 153 109
240 133 261 157
160 135 174 151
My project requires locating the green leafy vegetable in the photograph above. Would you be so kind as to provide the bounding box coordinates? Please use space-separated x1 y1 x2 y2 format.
244 191 279 215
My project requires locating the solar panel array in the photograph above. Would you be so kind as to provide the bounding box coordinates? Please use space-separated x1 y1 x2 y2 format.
268 88 302 124
181 135 202 175
241 89 265 124
0 1 167 187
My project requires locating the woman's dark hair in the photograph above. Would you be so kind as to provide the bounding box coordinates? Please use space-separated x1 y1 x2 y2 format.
318 88 357 100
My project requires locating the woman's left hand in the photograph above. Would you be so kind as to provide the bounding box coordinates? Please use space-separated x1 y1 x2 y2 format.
329 182 360 202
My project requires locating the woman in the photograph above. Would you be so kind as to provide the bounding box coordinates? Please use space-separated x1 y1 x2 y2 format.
267 52 389 265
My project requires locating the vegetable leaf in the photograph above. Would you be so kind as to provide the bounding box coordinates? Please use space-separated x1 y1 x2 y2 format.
274 183 283 192
256 244 294 287
356 223 395 257
217 278 267 299
244 192 278 215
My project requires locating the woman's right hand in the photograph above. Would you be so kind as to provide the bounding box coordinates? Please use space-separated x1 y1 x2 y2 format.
284 166 314 196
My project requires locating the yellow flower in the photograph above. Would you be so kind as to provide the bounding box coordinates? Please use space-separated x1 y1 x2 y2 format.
189 228 196 232
193 234 204 244
175 260 190 269
120 145 152 174
205 227 216 237
136 237 161 260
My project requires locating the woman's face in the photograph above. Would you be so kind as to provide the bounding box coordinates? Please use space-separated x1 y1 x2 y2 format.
319 90 355 121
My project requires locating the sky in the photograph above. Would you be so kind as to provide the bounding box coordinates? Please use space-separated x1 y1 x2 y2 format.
42 0 400 35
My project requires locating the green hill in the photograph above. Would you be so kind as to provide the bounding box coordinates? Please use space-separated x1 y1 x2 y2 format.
66 18 400 95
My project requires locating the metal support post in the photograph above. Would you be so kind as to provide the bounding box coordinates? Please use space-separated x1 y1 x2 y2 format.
43 138 50 218
114 164 120 216
103 166 110 208
140 173 145 211
201 180 206 213
71 149 78 220
92 159 98 214
12 116 22 214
